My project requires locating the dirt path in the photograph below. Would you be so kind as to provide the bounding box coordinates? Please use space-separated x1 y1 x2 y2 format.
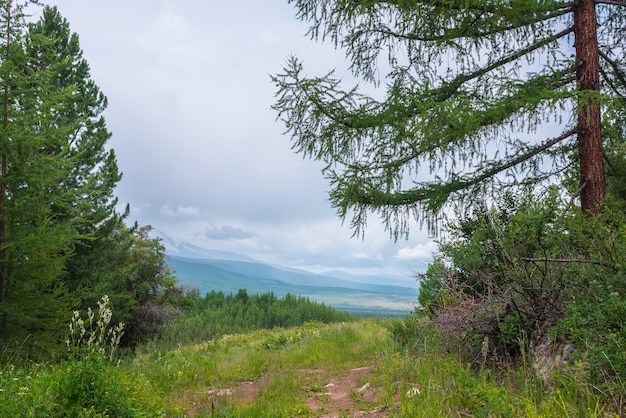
187 365 391 417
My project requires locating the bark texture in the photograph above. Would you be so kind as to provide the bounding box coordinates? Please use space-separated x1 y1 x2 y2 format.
574 0 605 212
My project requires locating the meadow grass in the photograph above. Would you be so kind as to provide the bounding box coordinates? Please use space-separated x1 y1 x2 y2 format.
0 318 620 417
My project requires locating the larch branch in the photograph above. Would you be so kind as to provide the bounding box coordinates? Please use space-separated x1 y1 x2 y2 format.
599 49 626 92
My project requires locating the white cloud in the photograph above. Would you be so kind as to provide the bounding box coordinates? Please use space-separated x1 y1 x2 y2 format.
44 0 434 279
394 241 439 261
205 225 257 240
159 203 200 218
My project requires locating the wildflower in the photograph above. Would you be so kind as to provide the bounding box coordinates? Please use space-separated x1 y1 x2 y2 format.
406 387 421 398
87 307 94 322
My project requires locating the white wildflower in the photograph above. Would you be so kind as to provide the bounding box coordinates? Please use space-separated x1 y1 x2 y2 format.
406 387 421 398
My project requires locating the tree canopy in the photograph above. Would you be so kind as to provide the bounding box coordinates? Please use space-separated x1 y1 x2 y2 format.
0 2 182 357
273 0 626 238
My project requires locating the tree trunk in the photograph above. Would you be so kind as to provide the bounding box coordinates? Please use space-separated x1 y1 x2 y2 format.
573 0 605 212
0 0 10 306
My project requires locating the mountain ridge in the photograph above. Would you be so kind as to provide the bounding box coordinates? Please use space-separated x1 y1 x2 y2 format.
158 232 418 316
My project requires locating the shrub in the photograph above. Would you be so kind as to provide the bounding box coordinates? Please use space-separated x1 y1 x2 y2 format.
416 189 626 398
52 295 160 416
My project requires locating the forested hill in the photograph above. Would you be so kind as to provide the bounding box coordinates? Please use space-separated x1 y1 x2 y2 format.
167 255 418 317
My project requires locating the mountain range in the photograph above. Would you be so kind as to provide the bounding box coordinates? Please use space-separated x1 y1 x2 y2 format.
158 232 419 317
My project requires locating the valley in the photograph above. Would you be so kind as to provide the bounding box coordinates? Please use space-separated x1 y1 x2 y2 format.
167 254 419 317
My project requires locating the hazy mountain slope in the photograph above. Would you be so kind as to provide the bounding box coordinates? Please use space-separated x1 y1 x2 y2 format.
167 256 417 316
176 257 418 296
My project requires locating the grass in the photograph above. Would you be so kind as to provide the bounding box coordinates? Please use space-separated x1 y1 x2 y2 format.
0 318 621 417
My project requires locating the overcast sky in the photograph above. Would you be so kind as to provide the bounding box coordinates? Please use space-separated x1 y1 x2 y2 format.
43 0 437 280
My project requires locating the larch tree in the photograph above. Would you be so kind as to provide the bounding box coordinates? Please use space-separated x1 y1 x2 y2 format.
273 0 626 238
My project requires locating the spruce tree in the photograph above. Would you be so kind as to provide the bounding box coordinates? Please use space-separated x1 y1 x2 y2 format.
0 0 75 353
273 0 626 238
0 3 180 355
24 6 123 299
25 6 121 236
24 7 181 348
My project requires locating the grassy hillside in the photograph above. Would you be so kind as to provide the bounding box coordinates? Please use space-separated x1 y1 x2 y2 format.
1 315 620 416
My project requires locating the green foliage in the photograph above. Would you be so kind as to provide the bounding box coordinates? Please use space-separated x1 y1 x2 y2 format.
154 289 353 350
68 223 185 349
23 6 178 350
273 0 625 237
416 259 446 315
386 315 619 417
25 5 121 235
0 4 182 360
386 313 442 356
0 316 620 417
412 190 626 409
417 192 568 356
0 298 162 417
551 206 626 387
53 296 130 416
0 0 80 359
602 105 626 213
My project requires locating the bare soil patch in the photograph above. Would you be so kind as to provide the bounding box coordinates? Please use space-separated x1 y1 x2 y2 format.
300 366 389 417
186 365 391 417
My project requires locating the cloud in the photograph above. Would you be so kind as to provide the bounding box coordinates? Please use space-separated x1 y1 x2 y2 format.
205 224 257 240
394 241 438 261
350 252 384 261
159 204 200 218
45 0 435 279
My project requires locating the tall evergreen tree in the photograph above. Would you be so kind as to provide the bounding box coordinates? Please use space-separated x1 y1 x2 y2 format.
24 6 183 349
273 0 626 238
24 6 123 301
0 0 76 353
25 6 121 236
0 3 181 356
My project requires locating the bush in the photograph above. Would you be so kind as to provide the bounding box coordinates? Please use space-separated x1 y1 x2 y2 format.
53 296 160 416
0 297 162 417
418 192 566 358
552 207 626 387
416 190 626 396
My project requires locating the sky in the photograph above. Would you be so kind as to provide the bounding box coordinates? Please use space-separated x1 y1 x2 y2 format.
42 0 437 280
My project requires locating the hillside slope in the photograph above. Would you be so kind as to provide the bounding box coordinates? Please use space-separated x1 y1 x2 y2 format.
168 255 418 316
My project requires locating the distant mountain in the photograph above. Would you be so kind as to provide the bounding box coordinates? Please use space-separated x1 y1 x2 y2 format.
168 256 417 317
157 233 419 316
155 230 254 262
169 256 418 296
306 268 418 289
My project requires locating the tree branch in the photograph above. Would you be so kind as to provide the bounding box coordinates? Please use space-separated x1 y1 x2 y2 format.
371 69 575 172
340 27 575 130
375 0 574 14
555 180 586 226
598 49 626 93
521 257 613 269
372 8 572 42
459 129 577 188
355 129 576 207
594 0 626 6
